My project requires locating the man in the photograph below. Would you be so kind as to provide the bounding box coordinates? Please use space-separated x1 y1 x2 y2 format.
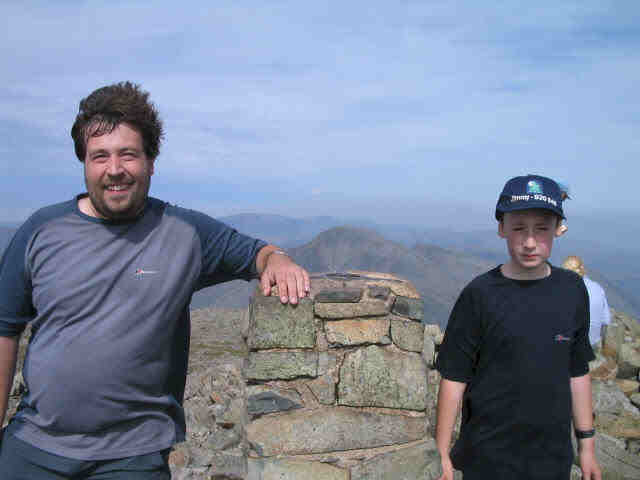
0 82 310 479
562 255 611 346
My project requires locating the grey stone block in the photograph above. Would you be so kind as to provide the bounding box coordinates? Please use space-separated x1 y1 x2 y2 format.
248 458 348 480
617 343 640 379
338 345 428 410
247 391 303 417
325 318 391 346
246 351 318 380
315 288 363 303
248 296 315 350
367 285 391 300
314 299 390 319
350 439 441 480
390 317 424 352
247 407 427 456
392 296 424 321
308 375 336 405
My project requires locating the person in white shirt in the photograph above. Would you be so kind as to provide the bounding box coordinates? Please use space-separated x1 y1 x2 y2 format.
562 255 611 346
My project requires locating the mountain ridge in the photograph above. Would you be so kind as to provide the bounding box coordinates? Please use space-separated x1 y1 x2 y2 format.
2 215 638 322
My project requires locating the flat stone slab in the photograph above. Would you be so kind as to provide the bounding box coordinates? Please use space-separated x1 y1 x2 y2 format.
247 407 427 456
248 458 348 480
592 380 639 416
315 288 363 303
247 391 303 417
347 270 421 299
308 375 336 405
325 318 391 346
248 296 315 349
246 351 318 380
368 285 391 300
350 439 442 480
391 317 424 352
392 296 424 321
338 345 428 410
596 412 640 439
315 299 390 319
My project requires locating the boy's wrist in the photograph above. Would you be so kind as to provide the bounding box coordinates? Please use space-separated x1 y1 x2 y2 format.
577 436 596 452
574 427 595 439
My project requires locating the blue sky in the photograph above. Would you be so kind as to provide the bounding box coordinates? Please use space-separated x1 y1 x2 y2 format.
2 1 639 229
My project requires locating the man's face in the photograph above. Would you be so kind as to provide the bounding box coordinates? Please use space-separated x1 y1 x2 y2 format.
498 209 560 277
83 122 154 220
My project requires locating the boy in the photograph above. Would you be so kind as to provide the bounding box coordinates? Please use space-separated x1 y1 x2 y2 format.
435 175 601 480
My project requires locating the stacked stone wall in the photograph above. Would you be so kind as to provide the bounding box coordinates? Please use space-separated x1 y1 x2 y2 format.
245 271 448 479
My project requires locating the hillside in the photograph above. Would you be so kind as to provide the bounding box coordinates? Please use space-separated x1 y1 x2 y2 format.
0 227 15 256
3 216 638 323
192 226 494 327
288 226 492 327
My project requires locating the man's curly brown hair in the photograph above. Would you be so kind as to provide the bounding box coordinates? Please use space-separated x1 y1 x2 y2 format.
71 82 164 162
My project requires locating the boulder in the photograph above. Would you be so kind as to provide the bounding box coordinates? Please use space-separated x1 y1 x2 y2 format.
247 388 303 418
592 380 639 416
617 343 640 379
315 288 363 303
248 458 349 480
325 318 391 346
587 432 640 479
248 296 315 350
338 345 428 410
350 439 441 480
602 322 624 359
246 351 318 380
247 407 427 456
392 296 424 321
314 298 390 319
390 316 425 352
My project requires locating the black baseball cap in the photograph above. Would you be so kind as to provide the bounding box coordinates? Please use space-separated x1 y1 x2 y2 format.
495 174 565 221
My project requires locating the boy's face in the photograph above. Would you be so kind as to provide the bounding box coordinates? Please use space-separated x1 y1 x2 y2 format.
498 209 562 277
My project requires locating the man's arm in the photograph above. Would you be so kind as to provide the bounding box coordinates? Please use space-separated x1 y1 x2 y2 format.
256 245 310 305
570 374 601 480
0 336 18 428
436 378 467 480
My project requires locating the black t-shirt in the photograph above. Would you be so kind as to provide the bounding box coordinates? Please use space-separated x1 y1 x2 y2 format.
436 265 595 479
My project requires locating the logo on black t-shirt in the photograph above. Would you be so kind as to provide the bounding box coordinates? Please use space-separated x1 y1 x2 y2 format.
554 334 572 342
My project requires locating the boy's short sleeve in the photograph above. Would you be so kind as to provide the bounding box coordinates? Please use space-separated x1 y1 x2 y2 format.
570 281 595 377
436 285 483 383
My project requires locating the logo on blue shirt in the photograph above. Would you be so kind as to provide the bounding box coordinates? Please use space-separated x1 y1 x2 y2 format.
135 268 159 279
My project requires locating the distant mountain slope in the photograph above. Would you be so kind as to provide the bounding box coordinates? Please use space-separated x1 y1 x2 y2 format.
193 226 477 327
208 212 640 317
220 213 345 248
3 213 638 322
0 227 17 258
287 226 494 327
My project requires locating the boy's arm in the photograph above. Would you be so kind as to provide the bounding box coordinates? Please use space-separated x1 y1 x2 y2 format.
570 374 601 480
0 335 19 428
435 378 467 480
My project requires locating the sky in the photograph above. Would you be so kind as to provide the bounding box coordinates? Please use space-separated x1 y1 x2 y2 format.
2 1 639 229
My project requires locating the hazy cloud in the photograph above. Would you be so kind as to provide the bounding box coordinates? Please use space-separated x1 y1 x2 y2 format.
2 1 639 224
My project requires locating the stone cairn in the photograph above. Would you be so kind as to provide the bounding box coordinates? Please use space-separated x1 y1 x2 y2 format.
245 271 447 480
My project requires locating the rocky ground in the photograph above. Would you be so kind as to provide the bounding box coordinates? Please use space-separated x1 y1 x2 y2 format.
5 306 640 479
